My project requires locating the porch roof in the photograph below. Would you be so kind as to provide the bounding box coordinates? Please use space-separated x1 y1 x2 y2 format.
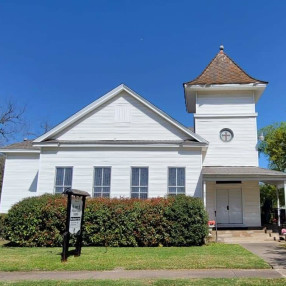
202 166 286 184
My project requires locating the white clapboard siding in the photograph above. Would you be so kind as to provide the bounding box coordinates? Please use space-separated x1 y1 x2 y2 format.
196 117 258 166
0 154 39 213
36 147 202 199
55 91 189 141
206 181 260 227
196 92 255 114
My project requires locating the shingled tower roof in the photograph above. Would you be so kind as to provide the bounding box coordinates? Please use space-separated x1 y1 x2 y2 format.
184 45 268 86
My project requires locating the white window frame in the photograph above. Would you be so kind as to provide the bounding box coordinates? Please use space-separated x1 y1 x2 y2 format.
130 167 149 199
93 167 112 198
54 166 73 194
168 167 186 195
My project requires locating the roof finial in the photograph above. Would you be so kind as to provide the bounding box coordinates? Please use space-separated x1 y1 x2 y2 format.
219 45 224 51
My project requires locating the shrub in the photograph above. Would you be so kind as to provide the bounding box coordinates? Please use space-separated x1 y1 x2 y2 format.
3 194 208 247
0 213 7 239
3 194 66 246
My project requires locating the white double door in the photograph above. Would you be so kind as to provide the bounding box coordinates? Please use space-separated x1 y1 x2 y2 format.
216 188 243 224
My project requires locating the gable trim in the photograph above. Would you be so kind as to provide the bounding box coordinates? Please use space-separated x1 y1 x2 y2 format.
34 84 208 144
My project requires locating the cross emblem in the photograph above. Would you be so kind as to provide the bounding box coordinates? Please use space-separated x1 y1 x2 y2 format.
220 129 233 142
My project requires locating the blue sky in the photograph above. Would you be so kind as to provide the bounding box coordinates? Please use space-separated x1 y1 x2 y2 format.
0 0 285 167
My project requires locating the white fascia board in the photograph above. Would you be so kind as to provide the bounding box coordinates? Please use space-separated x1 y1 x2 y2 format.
203 175 286 182
121 85 208 144
0 149 40 154
34 84 126 143
34 84 208 144
194 113 258 118
33 142 207 149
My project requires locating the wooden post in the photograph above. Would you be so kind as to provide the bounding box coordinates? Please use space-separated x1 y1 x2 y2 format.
75 196 86 257
61 193 72 262
61 189 90 262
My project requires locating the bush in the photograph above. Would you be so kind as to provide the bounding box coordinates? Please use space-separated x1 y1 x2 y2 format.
0 213 7 239
3 194 208 247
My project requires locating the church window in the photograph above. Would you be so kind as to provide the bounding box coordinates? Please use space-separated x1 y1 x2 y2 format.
220 128 234 142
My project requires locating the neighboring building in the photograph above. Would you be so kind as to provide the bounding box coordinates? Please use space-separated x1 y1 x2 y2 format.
1 46 286 228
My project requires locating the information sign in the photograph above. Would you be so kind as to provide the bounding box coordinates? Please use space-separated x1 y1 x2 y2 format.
69 197 83 234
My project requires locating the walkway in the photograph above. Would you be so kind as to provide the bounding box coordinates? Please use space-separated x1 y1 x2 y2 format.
240 242 286 269
0 269 284 281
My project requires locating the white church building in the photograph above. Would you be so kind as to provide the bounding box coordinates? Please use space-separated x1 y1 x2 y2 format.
1 46 286 228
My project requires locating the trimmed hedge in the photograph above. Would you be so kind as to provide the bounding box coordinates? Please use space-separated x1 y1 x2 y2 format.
3 194 209 247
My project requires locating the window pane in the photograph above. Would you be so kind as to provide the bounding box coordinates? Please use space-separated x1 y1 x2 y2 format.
56 168 64 186
94 187 102 193
140 187 148 194
177 187 185 194
131 192 139 199
168 168 176 186
131 187 139 193
140 168 148 186
64 168 73 186
94 168 102 186
102 193 110 198
177 168 185 186
102 187 110 194
168 187 176 194
55 187 63 194
94 192 102 198
140 193 148 199
132 168 139 186
103 168 111 186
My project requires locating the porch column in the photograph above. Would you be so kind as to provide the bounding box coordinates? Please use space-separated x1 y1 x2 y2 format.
276 186 281 227
284 181 286 211
203 180 206 208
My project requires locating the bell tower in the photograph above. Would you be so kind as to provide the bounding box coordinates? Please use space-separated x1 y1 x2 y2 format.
184 46 268 167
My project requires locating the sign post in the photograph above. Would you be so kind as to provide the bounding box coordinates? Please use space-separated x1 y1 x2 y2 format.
61 189 90 262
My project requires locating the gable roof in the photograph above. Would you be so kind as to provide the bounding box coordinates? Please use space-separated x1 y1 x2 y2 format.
0 140 40 154
184 46 268 86
2 140 35 150
34 84 207 144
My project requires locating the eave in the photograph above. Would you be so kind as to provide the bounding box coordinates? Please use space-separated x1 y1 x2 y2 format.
184 83 267 113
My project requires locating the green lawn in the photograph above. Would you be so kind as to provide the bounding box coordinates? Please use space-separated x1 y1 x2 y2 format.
0 243 269 271
0 279 285 286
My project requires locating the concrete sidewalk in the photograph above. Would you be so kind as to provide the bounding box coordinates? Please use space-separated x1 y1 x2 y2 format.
240 242 286 269
0 269 284 281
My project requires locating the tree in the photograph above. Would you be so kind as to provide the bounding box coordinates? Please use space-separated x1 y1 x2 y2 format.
258 122 286 223
0 101 25 145
258 122 286 172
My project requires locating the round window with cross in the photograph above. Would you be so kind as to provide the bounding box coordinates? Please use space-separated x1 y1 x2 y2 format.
220 128 234 142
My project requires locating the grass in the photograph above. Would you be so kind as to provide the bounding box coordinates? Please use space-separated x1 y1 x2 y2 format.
0 243 269 271
0 279 285 286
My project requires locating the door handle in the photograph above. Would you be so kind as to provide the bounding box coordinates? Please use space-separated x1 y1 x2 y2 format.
227 205 229 210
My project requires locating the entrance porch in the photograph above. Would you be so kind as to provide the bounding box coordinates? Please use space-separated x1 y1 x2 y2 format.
202 167 286 228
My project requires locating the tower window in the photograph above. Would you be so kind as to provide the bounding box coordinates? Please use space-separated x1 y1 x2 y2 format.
220 128 234 142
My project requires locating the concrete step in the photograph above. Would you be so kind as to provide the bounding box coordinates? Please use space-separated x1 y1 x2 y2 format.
208 228 280 243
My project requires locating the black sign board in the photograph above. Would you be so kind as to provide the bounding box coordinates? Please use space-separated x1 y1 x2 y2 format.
61 189 90 262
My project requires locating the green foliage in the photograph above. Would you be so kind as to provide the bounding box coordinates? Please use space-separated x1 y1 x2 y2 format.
0 213 6 238
3 194 208 247
258 122 286 171
3 194 66 246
